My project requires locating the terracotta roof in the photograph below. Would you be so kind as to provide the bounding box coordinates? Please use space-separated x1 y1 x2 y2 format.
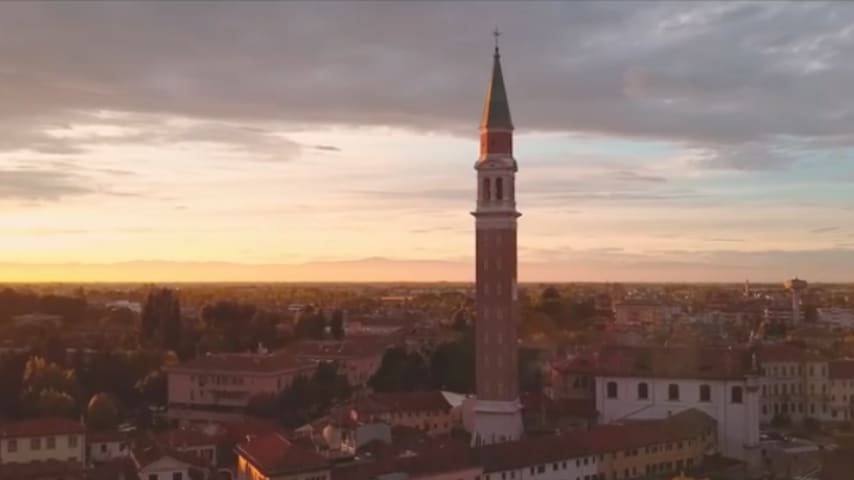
829 360 854 379
757 344 805 363
392 438 481 477
236 432 329 476
88 430 130 444
552 352 597 374
0 418 86 438
520 393 597 419
168 350 316 374
353 391 452 417
87 458 140 480
595 345 752 380
290 337 393 361
0 460 85 480
132 434 208 470
219 418 283 446
480 409 715 473
156 428 218 448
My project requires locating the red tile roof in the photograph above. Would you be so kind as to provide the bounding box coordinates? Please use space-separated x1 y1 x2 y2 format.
552 352 597 374
757 344 805 363
829 360 854 379
595 345 752 380
290 337 393 361
0 460 85 480
156 428 218 449
479 409 715 473
0 418 86 438
236 432 329 476
88 430 130 444
520 393 597 419
168 350 316 374
353 391 452 417
132 434 209 470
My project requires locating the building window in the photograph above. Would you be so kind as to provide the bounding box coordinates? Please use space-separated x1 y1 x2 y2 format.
699 384 711 402
482 177 491 201
732 386 743 404
46 436 55 449
607 381 618 399
31 438 41 450
7 439 16 452
173 473 183 480
638 382 649 399
496 177 504 200
68 435 78 448
668 384 680 401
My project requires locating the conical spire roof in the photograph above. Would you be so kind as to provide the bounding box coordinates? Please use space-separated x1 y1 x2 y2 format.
480 47 513 130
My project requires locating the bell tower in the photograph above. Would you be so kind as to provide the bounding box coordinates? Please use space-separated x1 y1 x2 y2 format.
470 30 523 446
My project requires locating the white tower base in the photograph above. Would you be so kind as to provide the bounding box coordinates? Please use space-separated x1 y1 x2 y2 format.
469 398 524 446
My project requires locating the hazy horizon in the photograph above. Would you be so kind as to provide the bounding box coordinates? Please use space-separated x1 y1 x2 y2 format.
2 2 854 282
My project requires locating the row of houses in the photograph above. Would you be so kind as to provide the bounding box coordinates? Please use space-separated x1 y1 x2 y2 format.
234 408 732 480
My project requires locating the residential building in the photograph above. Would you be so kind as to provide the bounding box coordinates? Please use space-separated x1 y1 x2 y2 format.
289 338 391 387
166 350 317 416
614 300 665 325
87 431 130 464
756 344 808 424
479 409 716 480
827 360 854 422
236 433 330 480
156 429 219 467
818 307 854 328
0 418 86 465
346 391 458 436
131 440 207 480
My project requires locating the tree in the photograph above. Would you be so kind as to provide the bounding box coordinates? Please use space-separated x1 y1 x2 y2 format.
330 310 344 340
451 308 468 331
276 362 351 427
201 300 257 352
429 335 475 393
369 348 429 392
295 312 326 340
135 371 167 407
141 288 182 349
36 390 77 418
87 393 121 431
246 392 277 418
22 356 80 400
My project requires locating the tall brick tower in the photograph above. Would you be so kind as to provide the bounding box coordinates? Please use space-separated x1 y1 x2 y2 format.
470 31 523 446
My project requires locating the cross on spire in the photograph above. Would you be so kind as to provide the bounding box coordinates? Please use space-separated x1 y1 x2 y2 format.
493 28 501 55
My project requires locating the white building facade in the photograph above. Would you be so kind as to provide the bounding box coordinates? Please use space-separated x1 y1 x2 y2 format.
593 346 760 470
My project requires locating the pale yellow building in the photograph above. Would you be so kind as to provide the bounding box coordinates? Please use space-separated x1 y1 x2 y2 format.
0 418 86 465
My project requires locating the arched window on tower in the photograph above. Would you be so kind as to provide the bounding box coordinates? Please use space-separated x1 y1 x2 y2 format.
496 177 504 200
482 177 491 201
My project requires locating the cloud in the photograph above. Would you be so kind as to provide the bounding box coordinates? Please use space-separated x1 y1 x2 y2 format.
609 170 668 183
311 145 341 152
692 142 799 170
811 226 840 234
2 2 854 154
0 168 95 201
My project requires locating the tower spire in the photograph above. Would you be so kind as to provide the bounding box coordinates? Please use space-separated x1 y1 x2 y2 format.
481 30 513 131
493 27 501 56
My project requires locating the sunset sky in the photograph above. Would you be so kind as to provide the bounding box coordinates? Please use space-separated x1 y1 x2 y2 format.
1 1 854 282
